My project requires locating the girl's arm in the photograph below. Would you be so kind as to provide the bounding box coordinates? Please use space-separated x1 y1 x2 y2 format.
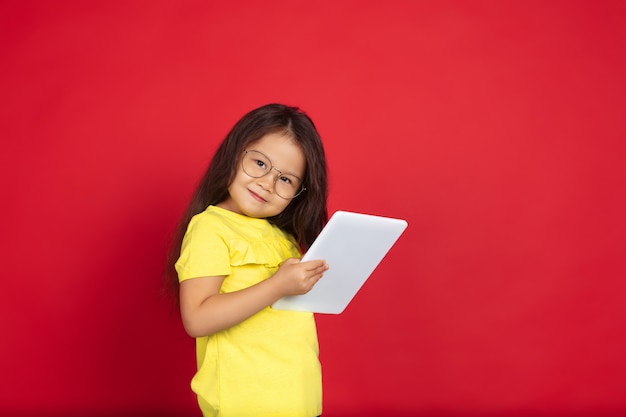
179 258 328 338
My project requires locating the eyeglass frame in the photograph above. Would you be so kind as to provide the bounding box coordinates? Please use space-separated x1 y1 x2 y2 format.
241 149 307 199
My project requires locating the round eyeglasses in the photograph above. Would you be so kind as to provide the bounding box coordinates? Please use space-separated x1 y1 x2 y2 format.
241 150 306 199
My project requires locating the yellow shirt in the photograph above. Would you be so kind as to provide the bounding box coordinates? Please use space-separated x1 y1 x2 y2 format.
175 206 322 417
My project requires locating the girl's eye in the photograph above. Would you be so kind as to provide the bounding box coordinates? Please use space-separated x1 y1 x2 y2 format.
279 175 293 185
254 159 267 170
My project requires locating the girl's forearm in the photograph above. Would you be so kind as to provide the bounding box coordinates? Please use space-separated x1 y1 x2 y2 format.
181 259 326 337
182 277 283 338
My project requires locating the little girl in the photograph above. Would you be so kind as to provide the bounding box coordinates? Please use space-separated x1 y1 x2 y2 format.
166 103 329 417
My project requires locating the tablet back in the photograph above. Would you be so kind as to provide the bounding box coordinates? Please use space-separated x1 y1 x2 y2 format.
272 211 408 314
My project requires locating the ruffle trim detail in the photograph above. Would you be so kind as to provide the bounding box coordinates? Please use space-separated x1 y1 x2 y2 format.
228 237 301 268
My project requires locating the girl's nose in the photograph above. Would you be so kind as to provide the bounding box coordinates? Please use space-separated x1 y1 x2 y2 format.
257 173 277 192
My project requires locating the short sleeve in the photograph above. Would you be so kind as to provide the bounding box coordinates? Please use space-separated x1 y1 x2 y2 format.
175 213 231 282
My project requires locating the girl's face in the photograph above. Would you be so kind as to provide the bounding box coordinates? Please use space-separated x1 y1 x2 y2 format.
218 132 306 219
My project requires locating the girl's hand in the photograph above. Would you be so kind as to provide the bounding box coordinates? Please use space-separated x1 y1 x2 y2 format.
271 258 329 297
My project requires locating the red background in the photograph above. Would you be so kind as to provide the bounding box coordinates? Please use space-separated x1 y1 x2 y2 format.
1 1 625 416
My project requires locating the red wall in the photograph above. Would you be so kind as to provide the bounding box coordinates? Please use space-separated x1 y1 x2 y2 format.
2 1 625 416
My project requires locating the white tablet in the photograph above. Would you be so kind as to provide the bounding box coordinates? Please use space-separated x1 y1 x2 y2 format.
272 210 408 314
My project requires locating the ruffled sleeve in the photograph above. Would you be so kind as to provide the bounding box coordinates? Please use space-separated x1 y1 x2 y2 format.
175 212 232 281
228 236 302 268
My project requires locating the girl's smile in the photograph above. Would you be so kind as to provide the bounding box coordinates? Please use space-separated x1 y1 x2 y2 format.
248 189 267 203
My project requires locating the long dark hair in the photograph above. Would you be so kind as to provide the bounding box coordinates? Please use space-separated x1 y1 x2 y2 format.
164 103 328 303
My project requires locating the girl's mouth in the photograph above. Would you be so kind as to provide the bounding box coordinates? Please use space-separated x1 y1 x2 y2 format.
249 189 266 203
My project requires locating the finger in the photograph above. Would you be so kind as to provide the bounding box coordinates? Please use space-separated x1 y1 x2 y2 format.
313 263 329 275
300 259 326 269
306 261 328 274
308 271 325 285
